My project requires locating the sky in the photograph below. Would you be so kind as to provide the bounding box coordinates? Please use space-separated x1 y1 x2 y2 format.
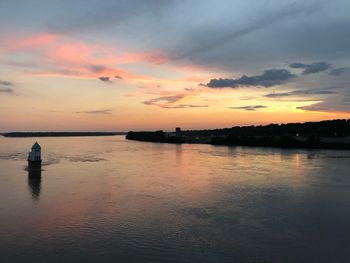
0 0 350 132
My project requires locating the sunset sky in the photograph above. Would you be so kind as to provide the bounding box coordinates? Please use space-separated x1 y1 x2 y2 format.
1 0 350 132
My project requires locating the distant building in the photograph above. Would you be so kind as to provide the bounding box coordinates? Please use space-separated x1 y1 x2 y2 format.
175 127 182 137
28 142 42 170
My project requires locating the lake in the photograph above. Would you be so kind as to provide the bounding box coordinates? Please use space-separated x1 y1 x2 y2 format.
1 135 350 262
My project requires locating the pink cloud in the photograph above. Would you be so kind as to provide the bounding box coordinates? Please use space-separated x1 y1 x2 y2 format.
1 32 216 88
3 33 59 52
2 33 169 82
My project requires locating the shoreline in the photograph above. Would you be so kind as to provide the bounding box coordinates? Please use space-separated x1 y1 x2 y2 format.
126 119 350 151
126 135 350 151
2 132 126 137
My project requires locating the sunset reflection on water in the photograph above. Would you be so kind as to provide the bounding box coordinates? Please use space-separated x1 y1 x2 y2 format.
1 136 350 262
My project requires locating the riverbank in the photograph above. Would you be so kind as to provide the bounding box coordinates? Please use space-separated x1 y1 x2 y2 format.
126 119 350 150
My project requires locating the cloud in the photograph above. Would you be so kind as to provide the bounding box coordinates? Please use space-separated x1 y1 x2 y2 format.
1 1 349 118
176 1 328 60
162 104 208 109
229 105 268 111
143 94 187 105
206 69 296 88
87 64 107 73
329 67 350 76
1 33 163 83
1 1 347 77
296 104 324 111
239 96 256 100
76 109 112 115
98 76 111 82
296 103 345 113
0 80 14 86
0 87 14 93
0 80 15 94
2 33 59 52
143 94 206 109
264 88 337 98
289 62 331 75
45 1 176 35
296 96 350 113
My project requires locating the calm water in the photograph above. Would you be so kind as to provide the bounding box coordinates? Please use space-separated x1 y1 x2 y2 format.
1 136 350 262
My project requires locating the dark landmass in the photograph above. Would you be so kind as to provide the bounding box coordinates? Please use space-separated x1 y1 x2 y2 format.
126 119 350 150
3 132 126 137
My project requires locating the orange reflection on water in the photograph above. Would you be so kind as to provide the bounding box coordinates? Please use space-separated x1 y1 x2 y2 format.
4 136 322 241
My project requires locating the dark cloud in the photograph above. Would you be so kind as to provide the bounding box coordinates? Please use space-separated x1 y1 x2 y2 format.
296 103 345 112
0 80 15 94
329 67 350 76
296 104 324 111
264 88 337 98
229 105 267 111
288 62 305 68
206 69 296 88
296 96 350 113
115 75 123 79
76 109 112 115
0 80 13 86
0 87 14 93
289 62 331 75
98 76 111 82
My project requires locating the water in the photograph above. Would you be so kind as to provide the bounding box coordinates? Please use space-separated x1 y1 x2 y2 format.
1 135 350 262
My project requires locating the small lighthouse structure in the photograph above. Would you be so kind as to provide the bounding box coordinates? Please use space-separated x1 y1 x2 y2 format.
28 142 42 170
